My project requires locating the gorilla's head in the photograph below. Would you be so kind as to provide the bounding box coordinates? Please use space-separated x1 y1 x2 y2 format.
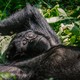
6 30 51 61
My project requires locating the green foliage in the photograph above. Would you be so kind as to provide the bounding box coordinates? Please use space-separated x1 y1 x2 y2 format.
44 4 67 18
0 72 16 80
45 4 80 46
0 35 15 63
57 21 80 46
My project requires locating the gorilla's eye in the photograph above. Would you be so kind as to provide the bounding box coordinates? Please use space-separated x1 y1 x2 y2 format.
22 39 27 45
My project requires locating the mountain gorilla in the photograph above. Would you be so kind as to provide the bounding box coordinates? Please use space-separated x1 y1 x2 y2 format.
0 45 80 80
0 4 61 61
0 4 80 80
14 45 80 80
6 30 51 61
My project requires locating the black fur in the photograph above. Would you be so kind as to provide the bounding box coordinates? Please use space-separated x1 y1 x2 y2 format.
0 4 61 61
0 4 61 46
14 45 80 80
6 30 51 61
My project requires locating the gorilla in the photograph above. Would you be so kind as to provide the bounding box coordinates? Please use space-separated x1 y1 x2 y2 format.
0 4 61 61
14 45 80 80
0 4 80 80
6 30 51 61
0 45 80 80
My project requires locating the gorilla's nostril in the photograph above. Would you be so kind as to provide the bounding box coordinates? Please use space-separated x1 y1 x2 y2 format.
25 31 37 40
28 33 34 38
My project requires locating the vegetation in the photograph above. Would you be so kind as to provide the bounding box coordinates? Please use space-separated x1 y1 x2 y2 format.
0 72 16 80
0 0 80 79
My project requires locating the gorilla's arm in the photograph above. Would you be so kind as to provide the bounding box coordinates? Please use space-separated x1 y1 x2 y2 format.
1 45 80 80
0 7 28 34
0 65 28 80
14 45 80 80
0 4 34 34
0 4 61 46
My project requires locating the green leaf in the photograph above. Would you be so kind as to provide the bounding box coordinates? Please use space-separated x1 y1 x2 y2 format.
71 26 80 35
58 8 67 16
0 72 16 80
69 35 76 44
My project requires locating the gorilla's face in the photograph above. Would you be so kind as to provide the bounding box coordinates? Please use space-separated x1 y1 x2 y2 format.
6 30 51 61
